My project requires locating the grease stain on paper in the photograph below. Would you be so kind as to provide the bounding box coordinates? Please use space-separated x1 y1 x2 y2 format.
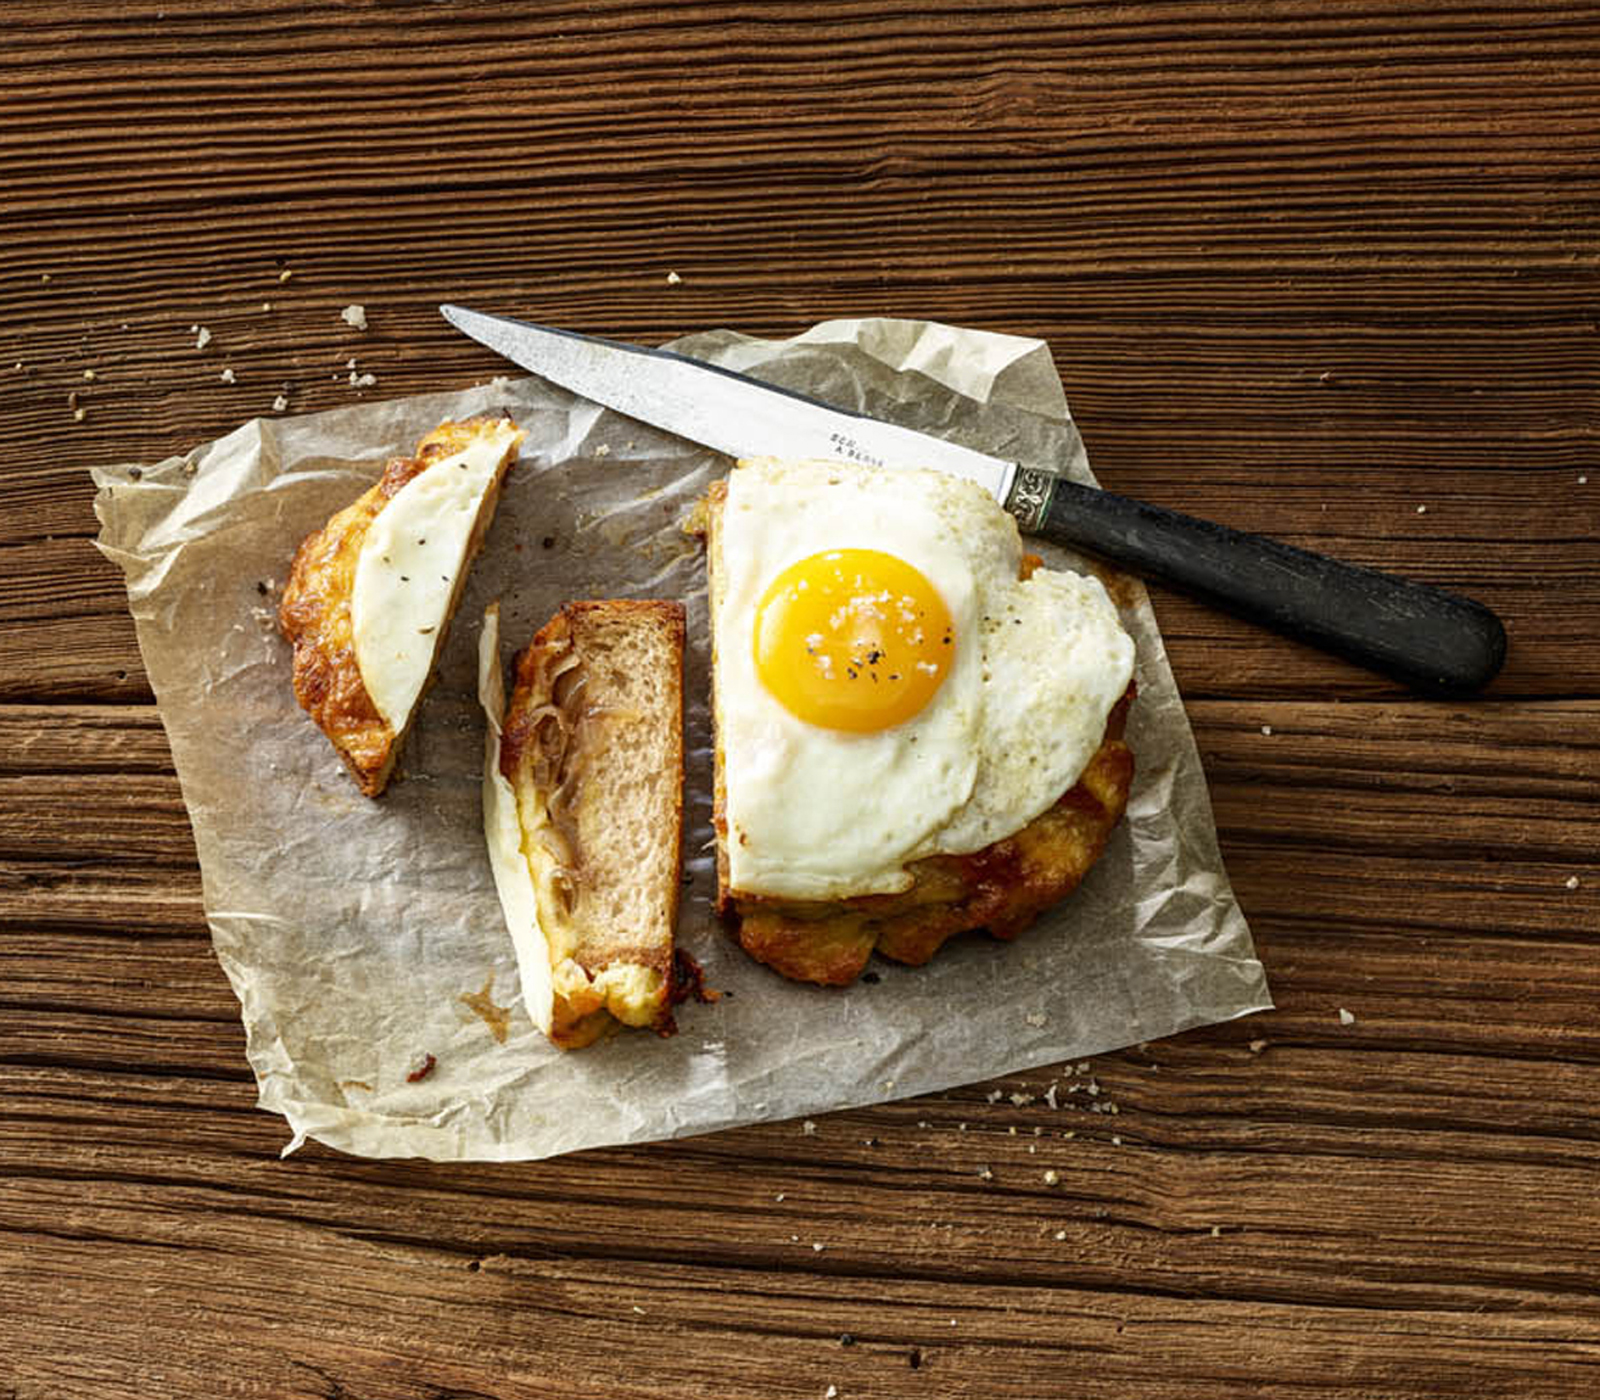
459 972 511 1044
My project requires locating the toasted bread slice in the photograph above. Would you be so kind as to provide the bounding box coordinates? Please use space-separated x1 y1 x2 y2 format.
479 599 688 1050
279 415 524 796
700 474 1135 986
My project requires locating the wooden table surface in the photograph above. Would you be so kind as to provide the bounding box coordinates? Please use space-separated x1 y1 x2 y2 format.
4 4 1598 1397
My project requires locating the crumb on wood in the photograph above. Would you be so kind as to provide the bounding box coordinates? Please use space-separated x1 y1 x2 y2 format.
977 1166 993 1180
666 270 682 285
73 407 87 422
802 1120 816 1135
193 325 212 351
272 394 289 412
220 367 235 384
1248 1038 1268 1054
341 304 368 331
1260 724 1273 736
279 267 293 282
1565 875 1581 890
1339 1007 1356 1026
82 368 97 381
1043 1169 1060 1186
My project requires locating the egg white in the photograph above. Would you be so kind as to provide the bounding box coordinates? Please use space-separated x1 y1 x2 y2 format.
718 457 1135 901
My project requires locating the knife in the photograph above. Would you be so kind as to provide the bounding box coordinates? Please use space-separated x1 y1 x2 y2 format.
442 305 1506 694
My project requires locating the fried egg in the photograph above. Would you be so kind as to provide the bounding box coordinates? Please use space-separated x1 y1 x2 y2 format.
716 457 1136 901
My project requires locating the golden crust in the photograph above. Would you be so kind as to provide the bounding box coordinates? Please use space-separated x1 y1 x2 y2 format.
701 475 1136 987
500 600 689 1049
277 416 520 796
729 689 1134 985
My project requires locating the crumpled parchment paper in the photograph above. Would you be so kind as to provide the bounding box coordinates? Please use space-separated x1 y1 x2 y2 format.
92 317 1270 1162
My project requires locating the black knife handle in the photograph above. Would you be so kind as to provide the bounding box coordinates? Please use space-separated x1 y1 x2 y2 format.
1009 470 1506 693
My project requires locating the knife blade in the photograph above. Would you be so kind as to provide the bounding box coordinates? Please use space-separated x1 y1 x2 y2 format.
442 305 1506 694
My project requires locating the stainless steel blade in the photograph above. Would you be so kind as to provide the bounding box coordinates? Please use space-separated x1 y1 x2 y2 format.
441 305 1018 506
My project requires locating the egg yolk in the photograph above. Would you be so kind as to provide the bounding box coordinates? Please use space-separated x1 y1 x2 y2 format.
752 548 954 732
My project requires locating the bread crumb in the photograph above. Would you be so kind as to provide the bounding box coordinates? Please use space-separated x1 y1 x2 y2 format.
1580 475 1589 485
272 393 289 412
1565 875 1580 890
1025 1012 1047 1028
68 390 79 409
594 443 610 457
1044 1084 1059 1109
73 407 87 422
82 368 97 381
1076 1061 1090 1074
194 326 212 351
1248 1038 1268 1054
825 1387 838 1399
986 1089 1003 1103
1009 1092 1035 1107
1054 1229 1067 1240
41 272 51 283
262 302 272 312
1043 1169 1059 1186
812 1242 824 1252
1260 724 1273 736
1211 1225 1222 1237
1111 1135 1122 1146
1338 1007 1356 1026
341 303 368 330
279 268 293 282
631 1305 645 1315
802 1120 816 1135
666 270 682 285
348 368 377 388
220 367 235 384
977 1166 993 1180
774 1192 785 1202
957 1121 967 1131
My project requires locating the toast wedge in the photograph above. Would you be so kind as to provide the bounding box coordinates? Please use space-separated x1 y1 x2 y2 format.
279 415 524 795
480 599 689 1050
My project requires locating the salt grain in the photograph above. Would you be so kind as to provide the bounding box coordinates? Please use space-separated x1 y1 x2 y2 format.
1339 1007 1356 1026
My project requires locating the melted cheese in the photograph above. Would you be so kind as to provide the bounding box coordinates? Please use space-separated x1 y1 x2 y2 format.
352 427 516 729
478 605 555 1037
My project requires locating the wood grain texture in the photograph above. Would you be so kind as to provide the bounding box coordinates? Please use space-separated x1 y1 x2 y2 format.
2 2 1598 1397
